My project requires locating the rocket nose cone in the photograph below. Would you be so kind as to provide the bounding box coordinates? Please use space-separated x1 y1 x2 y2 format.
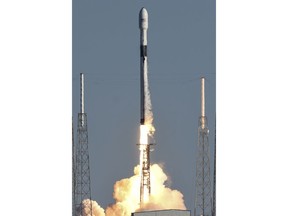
139 7 148 29
140 7 148 19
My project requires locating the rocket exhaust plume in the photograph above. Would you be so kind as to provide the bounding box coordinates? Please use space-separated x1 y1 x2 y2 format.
80 164 186 216
80 199 105 216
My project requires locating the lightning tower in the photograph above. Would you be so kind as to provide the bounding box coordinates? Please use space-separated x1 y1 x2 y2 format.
72 117 76 216
194 77 212 216
74 73 92 216
212 120 216 216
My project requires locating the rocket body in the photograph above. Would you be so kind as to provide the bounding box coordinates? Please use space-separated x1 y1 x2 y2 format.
139 8 148 125
138 7 151 206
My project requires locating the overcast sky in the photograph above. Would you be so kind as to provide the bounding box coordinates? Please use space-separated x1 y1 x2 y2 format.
73 0 215 210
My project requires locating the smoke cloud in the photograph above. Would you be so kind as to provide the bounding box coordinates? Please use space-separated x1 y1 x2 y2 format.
81 199 105 216
140 164 186 211
80 164 186 216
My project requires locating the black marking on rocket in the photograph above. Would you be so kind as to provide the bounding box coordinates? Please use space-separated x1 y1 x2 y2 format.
140 45 147 57
140 45 147 125
140 64 145 125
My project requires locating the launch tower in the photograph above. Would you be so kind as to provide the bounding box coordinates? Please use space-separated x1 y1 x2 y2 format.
194 78 212 216
74 73 92 216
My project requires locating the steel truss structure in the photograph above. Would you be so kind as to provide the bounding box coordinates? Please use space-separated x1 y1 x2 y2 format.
194 116 212 216
194 78 212 216
73 73 92 216
74 114 92 216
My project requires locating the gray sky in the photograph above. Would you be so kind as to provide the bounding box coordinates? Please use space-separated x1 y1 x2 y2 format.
73 0 215 210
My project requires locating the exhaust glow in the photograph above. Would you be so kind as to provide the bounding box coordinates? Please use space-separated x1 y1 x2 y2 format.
140 125 149 145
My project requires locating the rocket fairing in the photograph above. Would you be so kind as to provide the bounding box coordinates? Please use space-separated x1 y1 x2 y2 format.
139 7 148 125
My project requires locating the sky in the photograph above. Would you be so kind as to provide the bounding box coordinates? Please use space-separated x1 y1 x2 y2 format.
2 1 288 216
73 0 215 210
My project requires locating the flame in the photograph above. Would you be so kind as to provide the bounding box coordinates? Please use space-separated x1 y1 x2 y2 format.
140 125 149 145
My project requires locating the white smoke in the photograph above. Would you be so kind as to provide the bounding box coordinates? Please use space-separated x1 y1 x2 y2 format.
81 199 105 216
80 164 186 216
140 164 186 211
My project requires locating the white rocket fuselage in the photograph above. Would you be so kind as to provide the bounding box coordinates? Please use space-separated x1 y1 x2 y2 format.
138 7 151 206
140 8 148 125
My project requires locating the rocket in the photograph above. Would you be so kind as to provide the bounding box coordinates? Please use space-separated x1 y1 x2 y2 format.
138 7 152 205
139 7 148 125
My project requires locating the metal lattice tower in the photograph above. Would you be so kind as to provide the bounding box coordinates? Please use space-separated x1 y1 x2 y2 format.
212 120 216 216
72 117 76 216
194 77 212 216
74 73 92 216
